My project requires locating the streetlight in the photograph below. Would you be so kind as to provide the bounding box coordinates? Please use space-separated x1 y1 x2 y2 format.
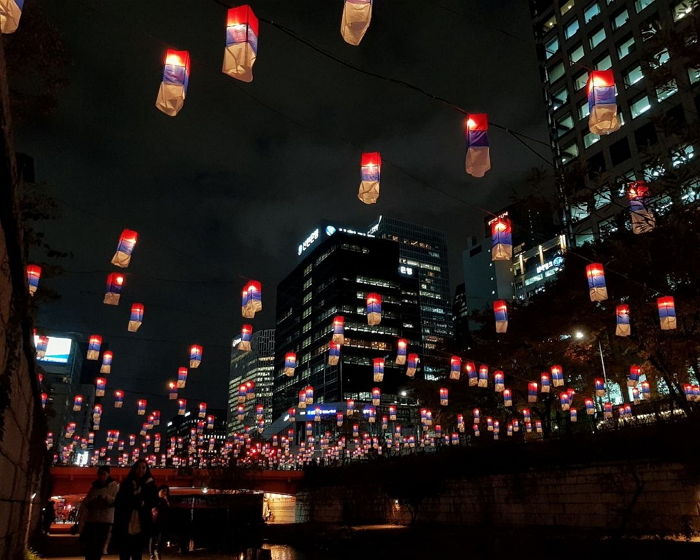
574 330 608 399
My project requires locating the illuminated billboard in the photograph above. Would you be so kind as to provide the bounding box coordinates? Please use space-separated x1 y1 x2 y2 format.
34 336 73 363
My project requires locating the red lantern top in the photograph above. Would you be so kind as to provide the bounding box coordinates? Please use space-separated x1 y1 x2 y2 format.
490 217 511 235
227 5 259 36
165 49 190 71
361 151 381 169
586 69 615 95
466 113 488 131
657 296 675 310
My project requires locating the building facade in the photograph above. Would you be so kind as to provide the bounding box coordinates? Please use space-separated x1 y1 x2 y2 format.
529 0 699 245
227 328 275 437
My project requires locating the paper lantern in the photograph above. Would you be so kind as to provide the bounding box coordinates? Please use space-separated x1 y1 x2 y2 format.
0 0 24 34
73 395 84 412
26 265 41 296
328 341 341 366
238 324 253 351
222 5 258 83
177 399 187 415
641 381 650 399
506 423 513 437
627 181 655 234
449 356 461 380
113 390 124 408
352 424 359 438
628 365 641 388
503 388 512 407
594 378 605 397
137 399 147 415
559 392 570 411
236 405 246 421
615 304 630 337
465 113 491 177
528 382 538 403
168 381 178 400
340 0 372 46
242 280 263 318
439 387 448 406
493 421 500 439
298 389 307 409
473 423 480 437
584 399 595 415
358 151 381 204
373 357 385 382
100 351 113 374
174 367 187 389
395 338 408 365
156 49 190 117
389 405 397 422
128 303 144 332
632 387 641 404
40 392 48 409
284 352 297 377
346 398 355 416
534 419 542 433
305 386 314 405
111 229 138 268
551 365 564 387
522 408 531 423
478 364 489 388
336 412 344 427
197 402 207 419
494 371 505 393
570 408 578 422
585 263 608 302
92 377 106 398
35 335 49 360
657 296 677 330
603 401 613 419
491 217 512 261
406 353 419 377
185 345 202 369
366 292 382 325
540 373 551 393
332 316 345 345
459 361 474 386
104 272 125 305
367 406 376 423
493 300 508 333
586 70 621 135
371 387 381 406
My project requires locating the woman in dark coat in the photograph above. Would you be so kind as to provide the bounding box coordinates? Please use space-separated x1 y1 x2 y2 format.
114 459 158 560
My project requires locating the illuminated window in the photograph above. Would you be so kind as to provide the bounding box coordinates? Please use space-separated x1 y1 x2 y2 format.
630 95 651 118
303 277 312 290
590 27 606 48
578 100 590 119
617 36 635 58
624 65 644 87
674 1 695 21
584 3 600 23
561 142 579 164
650 49 670 68
561 0 575 16
548 62 565 82
302 292 312 304
613 9 629 29
595 54 612 70
565 18 580 39
672 145 694 168
543 15 557 32
571 201 589 222
689 67 700 84
552 87 569 110
594 189 611 209
557 114 575 137
583 131 600 147
574 72 588 90
569 43 585 63
656 80 678 102
634 0 654 13
545 36 560 59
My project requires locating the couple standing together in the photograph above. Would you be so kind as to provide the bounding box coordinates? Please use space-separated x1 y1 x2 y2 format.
78 460 170 560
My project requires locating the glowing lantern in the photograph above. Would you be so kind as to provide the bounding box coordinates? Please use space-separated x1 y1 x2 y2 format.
366 293 382 325
486 416 493 431
528 382 538 403
238 324 253 351
440 356 459 382
603 401 613 419
298 390 307 409
288 407 296 422
435 387 447 406
616 304 630 337
95 377 106 397
111 229 138 268
114 390 124 408
406 354 419 377
367 406 376 423
129 434 136 446
503 389 512 407
632 387 640 404
586 70 621 135
87 335 102 360
570 409 578 422
358 152 381 204
156 49 190 117
189 345 203 369
493 421 500 440
522 408 531 423
284 352 297 377
507 423 513 437
559 392 570 411
198 402 207 418
241 280 263 318
73 395 84 412
628 365 641 388
137 399 147 415
236 405 245 421
346 399 355 416
465 113 491 178
478 365 489 388
176 367 188 389
128 303 144 332
328 342 341 366
0 0 24 34
104 273 125 305
178 399 187 415
336 412 344 427
657 296 677 330
389 405 397 421
594 378 605 397
332 316 345 345
381 415 389 430
395 339 408 365
373 358 385 382
26 265 41 296
100 351 113 374
473 424 480 437
551 365 564 387
305 386 314 405
493 300 508 333
352 424 359 438
222 5 258 83
491 218 513 263
585 399 595 415
494 371 505 393
540 373 551 393
168 381 178 400
641 381 650 399
35 335 49 360
371 387 381 406
585 263 608 302
41 392 48 409
535 420 543 433
627 181 655 234
462 361 475 386
340 0 372 46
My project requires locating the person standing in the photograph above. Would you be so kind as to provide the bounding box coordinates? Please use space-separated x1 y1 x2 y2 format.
78 465 119 560
149 485 171 560
114 459 158 560
42 499 56 535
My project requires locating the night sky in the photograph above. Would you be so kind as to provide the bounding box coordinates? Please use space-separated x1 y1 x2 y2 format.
15 0 550 437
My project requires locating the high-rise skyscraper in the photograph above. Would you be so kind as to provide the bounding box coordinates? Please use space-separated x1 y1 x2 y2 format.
227 329 275 437
272 225 421 422
528 0 699 246
368 216 452 379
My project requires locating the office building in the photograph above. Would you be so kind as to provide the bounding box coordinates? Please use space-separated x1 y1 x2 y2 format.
529 0 699 246
165 408 227 458
227 328 275 437
273 225 422 421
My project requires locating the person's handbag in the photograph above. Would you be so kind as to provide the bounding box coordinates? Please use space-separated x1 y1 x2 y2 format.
127 509 141 535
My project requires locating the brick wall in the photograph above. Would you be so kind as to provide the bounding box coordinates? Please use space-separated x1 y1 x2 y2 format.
296 461 700 536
